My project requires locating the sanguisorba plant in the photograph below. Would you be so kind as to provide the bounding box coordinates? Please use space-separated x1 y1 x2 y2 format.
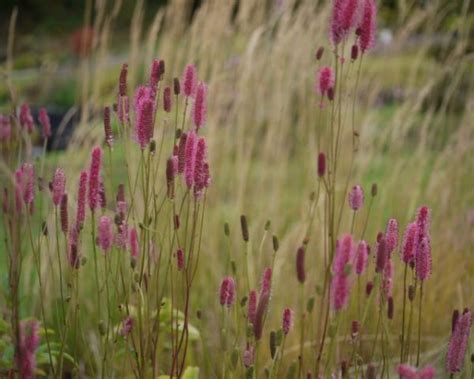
1 59 212 377
1 1 473 379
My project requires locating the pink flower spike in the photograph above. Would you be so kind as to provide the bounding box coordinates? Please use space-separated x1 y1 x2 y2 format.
193 137 208 197
177 133 188 174
19 163 36 206
396 364 417 379
60 193 68 233
76 171 88 228
355 240 369 275
330 272 350 311
176 248 185 270
385 218 399 255
219 277 236 307
401 222 418 264
119 63 128 97
51 168 66 206
19 102 34 133
134 94 154 150
149 59 164 88
382 258 394 297
357 0 377 53
129 227 139 264
446 309 472 373
103 106 113 147
68 223 80 268
316 66 335 97
243 345 255 367
333 234 355 274
348 185 364 211
17 319 40 379
38 107 51 138
418 365 436 379
184 131 198 189
248 290 257 325
192 82 207 130
182 64 197 97
97 216 113 252
416 205 430 239
282 308 294 335
88 147 102 211
163 86 172 113
415 235 432 281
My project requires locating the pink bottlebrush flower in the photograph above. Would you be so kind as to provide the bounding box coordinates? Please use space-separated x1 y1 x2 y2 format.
446 309 472 373
121 316 133 336
415 235 432 281
149 59 164 89
397 364 435 379
382 259 393 297
98 179 107 209
103 106 113 147
396 364 417 379
0 114 12 141
17 319 40 379
163 86 172 113
176 248 185 270
193 137 208 197
282 308 294 335
182 64 197 97
333 234 355 274
254 268 272 340
260 267 273 299
248 290 258 325
97 216 113 252
418 365 436 379
38 107 51 138
184 130 198 189
51 168 66 206
116 201 127 222
88 147 102 211
330 273 350 311
203 162 211 188
129 227 139 264
243 344 255 367
119 63 128 97
117 95 129 125
355 240 369 275
134 86 152 110
68 223 81 268
19 102 34 133
76 171 88 228
192 82 207 130
177 133 188 174
296 246 306 283
60 194 68 233
114 223 128 250
316 66 335 96
19 163 36 206
375 233 387 273
401 222 418 264
317 152 326 177
219 277 236 307
166 156 179 199
385 218 399 255
134 94 154 149
357 0 377 53
348 185 364 211
416 205 430 239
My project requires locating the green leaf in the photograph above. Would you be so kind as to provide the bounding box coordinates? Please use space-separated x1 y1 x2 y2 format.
182 366 199 379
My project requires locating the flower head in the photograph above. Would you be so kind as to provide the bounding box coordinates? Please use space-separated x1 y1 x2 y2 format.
357 0 377 53
355 240 369 275
316 67 335 97
401 222 418 264
348 185 364 211
219 277 236 307
282 308 294 335
182 64 197 97
51 168 66 206
446 309 472 373
38 107 51 138
385 218 399 255
88 147 102 211
192 82 207 130
97 216 113 252
20 102 34 133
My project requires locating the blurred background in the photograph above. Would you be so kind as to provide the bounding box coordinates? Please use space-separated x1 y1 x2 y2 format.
1 0 473 375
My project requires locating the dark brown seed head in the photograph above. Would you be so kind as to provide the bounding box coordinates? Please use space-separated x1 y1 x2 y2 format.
240 215 249 242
